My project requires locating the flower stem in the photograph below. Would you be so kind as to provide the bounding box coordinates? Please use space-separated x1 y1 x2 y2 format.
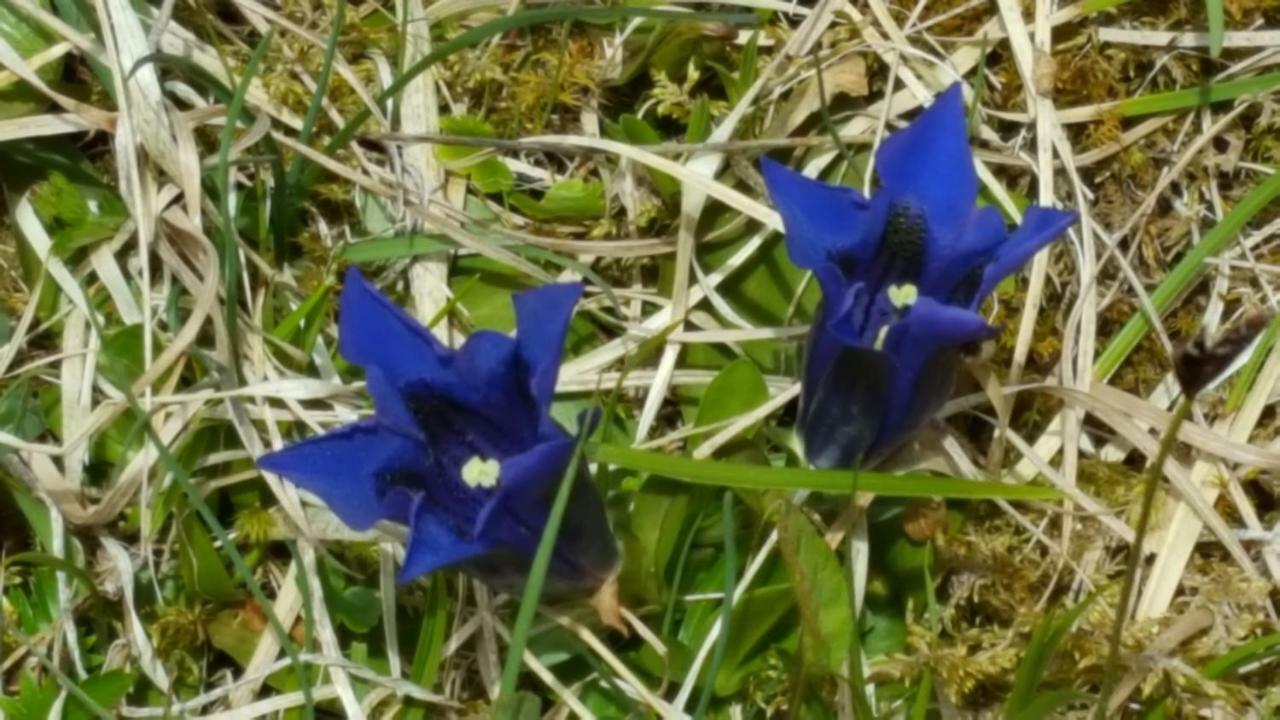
1095 395 1194 717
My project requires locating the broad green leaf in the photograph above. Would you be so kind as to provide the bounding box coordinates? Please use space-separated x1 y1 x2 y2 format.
65 671 134 720
0 0 62 119
470 158 515 193
621 480 693 602
0 674 58 720
510 178 606 220
0 377 44 454
29 171 128 256
693 357 769 445
178 514 241 603
340 234 452 263
618 114 678 199
492 691 542 720
99 324 165 390
590 444 1063 500
320 562 382 633
776 502 852 674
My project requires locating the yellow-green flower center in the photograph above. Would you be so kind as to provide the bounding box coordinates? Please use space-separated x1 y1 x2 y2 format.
874 282 919 350
461 456 501 489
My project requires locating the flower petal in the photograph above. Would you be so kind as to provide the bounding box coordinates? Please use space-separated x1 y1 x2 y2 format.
399 496 493 583
256 421 424 530
514 282 583 413
974 206 1077 304
338 268 453 399
875 84 977 236
452 330 540 443
800 343 895 469
474 438 619 591
874 297 995 452
761 157 882 270
921 205 1006 302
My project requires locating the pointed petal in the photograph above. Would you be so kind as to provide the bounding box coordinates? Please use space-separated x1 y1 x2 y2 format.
875 84 977 235
874 297 995 452
256 421 424 530
974 206 1077 304
761 157 883 270
338 268 453 399
474 438 618 592
800 343 895 469
514 283 583 412
399 496 493 583
921 205 1007 302
473 438 575 544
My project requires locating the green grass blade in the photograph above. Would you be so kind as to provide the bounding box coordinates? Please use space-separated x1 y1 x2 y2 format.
1114 72 1280 118
496 421 592 706
1206 0 1224 58
589 445 1062 501
692 491 736 719
278 0 345 234
402 578 450 720
1094 169 1280 380
216 31 274 386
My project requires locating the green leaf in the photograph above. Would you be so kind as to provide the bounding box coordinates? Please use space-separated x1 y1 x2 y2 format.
433 116 515 194
28 171 128 256
590 444 1063 500
686 96 712 143
178 513 242 603
340 234 452 263
776 502 852 674
0 0 63 119
0 674 58 720
618 114 678 199
0 377 44 453
621 480 693 602
470 158 516 194
693 357 769 445
65 671 134 720
320 563 382 633
492 690 542 720
510 178 606 220
99 324 165 390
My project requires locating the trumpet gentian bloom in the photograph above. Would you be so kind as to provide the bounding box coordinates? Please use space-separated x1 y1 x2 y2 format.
762 84 1077 469
258 268 618 594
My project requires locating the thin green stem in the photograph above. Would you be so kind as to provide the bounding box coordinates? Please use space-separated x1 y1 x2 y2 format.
1095 396 1195 717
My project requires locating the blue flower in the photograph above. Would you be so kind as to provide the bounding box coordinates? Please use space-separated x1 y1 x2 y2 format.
762 84 1078 469
257 268 618 594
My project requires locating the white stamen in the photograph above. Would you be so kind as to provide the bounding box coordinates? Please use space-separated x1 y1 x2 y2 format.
887 283 919 310
874 325 891 351
461 456 501 489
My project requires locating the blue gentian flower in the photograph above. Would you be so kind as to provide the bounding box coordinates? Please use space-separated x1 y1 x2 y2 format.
762 84 1078 469
258 268 618 594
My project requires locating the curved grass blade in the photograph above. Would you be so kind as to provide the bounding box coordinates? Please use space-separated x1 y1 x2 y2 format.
496 418 592 705
216 31 274 385
1095 169 1280 380
589 445 1062 501
692 491 736 719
